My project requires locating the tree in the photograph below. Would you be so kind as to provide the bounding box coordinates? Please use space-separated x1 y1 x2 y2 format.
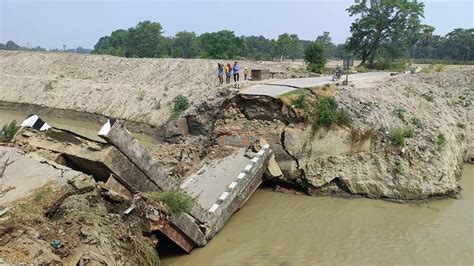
304 42 327 73
171 31 200 58
275 33 292 60
125 21 166 58
198 30 241 59
443 28 474 61
346 0 425 66
5 41 20 50
93 29 128 56
315 31 336 58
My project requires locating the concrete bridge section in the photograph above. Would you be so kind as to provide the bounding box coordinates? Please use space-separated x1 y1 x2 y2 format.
241 72 392 97
16 115 276 253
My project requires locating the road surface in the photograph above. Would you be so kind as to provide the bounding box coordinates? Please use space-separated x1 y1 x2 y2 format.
180 148 250 209
240 71 392 97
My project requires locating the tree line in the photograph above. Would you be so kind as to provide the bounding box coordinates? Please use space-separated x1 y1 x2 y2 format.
92 21 349 60
0 40 92 54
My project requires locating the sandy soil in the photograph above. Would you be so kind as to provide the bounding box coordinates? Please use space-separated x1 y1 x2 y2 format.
0 51 301 128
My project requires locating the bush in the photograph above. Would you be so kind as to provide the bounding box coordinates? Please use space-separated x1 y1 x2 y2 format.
437 133 446 150
172 95 189 117
155 190 196 214
313 97 351 128
0 120 20 142
372 59 410 71
391 127 414 146
304 42 327 73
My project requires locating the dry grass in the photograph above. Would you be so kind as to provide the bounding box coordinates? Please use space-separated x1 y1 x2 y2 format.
311 84 336 98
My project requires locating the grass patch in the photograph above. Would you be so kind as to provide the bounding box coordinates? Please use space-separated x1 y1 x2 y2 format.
149 190 196 215
421 90 435 102
131 237 160 266
0 120 20 142
350 128 378 144
312 97 351 129
393 160 404 175
410 117 423 129
280 89 308 110
171 95 189 117
393 107 406 121
372 59 410 72
391 127 415 146
421 64 445 73
437 133 446 150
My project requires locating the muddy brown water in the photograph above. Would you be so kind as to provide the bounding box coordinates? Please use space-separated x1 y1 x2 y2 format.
163 165 474 266
0 110 157 147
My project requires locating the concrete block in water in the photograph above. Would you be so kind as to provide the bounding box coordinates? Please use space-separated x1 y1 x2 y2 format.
99 118 177 191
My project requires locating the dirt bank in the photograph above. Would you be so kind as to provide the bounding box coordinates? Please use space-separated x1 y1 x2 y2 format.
0 51 299 131
215 66 473 200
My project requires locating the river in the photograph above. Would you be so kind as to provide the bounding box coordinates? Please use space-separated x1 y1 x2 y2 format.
163 165 473 266
0 109 157 147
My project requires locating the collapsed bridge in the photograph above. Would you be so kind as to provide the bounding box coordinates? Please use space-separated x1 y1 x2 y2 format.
15 115 280 253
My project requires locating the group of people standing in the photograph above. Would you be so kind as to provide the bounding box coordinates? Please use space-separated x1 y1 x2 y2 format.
217 61 248 84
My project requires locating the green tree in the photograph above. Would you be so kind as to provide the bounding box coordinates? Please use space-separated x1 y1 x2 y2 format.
171 31 200 58
198 30 241 59
443 28 474 61
346 0 425 66
288 34 304 59
93 29 128 56
304 42 327 72
275 33 293 60
5 41 20 50
125 21 166 57
315 31 336 58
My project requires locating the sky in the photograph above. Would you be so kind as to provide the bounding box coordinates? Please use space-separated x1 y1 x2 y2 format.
0 0 473 49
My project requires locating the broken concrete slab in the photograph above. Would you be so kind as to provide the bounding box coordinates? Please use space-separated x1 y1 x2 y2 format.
14 127 159 193
206 145 272 238
99 118 177 191
180 148 250 210
0 146 90 206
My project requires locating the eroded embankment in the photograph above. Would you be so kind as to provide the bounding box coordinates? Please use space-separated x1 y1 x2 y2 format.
213 67 473 201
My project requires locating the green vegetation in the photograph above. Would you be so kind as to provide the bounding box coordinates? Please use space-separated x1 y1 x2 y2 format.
371 59 410 71
280 89 309 110
131 236 160 266
421 64 445 73
421 90 435 102
437 133 446 150
151 190 196 215
304 42 327 73
171 95 189 117
391 127 415 146
346 0 424 66
411 117 424 129
313 97 351 128
393 160 404 175
393 107 406 121
0 120 20 142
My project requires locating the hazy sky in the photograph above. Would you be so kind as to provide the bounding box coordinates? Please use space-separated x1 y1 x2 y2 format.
1 0 473 49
